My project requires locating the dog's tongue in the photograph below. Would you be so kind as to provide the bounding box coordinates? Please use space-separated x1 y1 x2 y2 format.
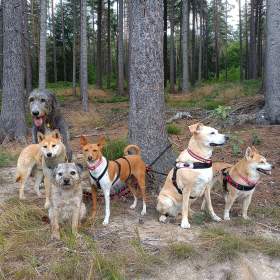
33 117 43 127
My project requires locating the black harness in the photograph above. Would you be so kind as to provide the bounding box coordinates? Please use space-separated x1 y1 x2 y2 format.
172 161 212 197
89 157 132 189
222 168 256 192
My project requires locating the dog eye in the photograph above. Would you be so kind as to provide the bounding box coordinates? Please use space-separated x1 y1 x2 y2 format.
70 171 76 175
29 97 34 102
52 144 56 148
210 132 215 135
58 172 62 176
43 145 47 148
41 98 46 103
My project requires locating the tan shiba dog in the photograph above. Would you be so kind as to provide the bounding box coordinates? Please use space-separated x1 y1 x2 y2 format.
49 163 86 240
38 130 67 209
80 135 147 225
157 123 228 229
16 130 67 206
16 144 43 200
203 147 272 221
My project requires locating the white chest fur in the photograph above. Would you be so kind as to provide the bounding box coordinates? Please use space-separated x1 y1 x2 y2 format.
191 168 213 197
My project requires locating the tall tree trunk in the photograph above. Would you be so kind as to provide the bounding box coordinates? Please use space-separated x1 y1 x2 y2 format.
52 0 57 83
39 0 47 90
107 0 111 88
0 1 3 90
204 5 209 80
128 0 174 177
80 0 88 111
264 0 280 123
96 0 103 88
225 0 228 81
117 0 124 95
169 0 175 93
191 1 196 85
248 0 257 79
214 0 219 79
181 0 189 92
239 0 243 80
198 4 203 83
1 0 27 141
163 0 168 88
72 0 77 95
91 0 96 69
245 0 249 79
22 0 32 97
61 0 66 81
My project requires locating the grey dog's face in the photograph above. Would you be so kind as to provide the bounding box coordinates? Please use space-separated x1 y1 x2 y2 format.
54 163 83 189
29 90 54 128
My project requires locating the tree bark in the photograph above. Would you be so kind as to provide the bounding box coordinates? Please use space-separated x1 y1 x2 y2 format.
0 1 3 90
39 0 47 90
128 0 175 177
214 0 219 79
163 0 168 88
264 0 280 123
61 0 66 81
248 0 257 79
198 3 203 83
107 0 111 88
239 0 243 80
1 0 27 141
80 0 88 112
245 0 249 79
191 1 196 85
72 0 77 95
181 0 189 92
96 0 103 88
52 0 57 83
117 0 124 95
169 0 175 93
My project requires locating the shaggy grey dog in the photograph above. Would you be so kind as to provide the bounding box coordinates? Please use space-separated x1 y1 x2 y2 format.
29 89 72 161
49 162 86 240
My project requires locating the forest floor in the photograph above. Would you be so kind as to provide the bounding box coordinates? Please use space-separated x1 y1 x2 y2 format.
1 81 280 279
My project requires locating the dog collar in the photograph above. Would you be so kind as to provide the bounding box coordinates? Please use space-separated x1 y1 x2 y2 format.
88 158 103 171
222 169 256 192
187 148 212 164
88 159 109 189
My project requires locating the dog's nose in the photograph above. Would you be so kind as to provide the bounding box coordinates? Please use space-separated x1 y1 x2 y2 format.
47 152 52 158
32 111 39 116
88 156 93 161
64 178 70 185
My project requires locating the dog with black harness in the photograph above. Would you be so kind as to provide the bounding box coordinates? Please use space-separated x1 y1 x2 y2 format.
80 135 147 225
29 89 72 161
157 123 228 229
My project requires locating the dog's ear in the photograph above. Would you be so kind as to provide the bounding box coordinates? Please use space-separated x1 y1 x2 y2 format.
37 132 45 142
97 136 106 149
52 129 61 139
188 123 203 134
75 163 84 175
245 147 254 160
80 135 88 147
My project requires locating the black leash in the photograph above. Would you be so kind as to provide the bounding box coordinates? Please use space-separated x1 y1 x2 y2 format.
148 144 172 167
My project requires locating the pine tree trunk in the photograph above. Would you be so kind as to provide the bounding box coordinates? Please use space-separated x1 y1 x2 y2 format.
163 0 168 88
128 0 175 177
61 0 66 81
96 0 103 88
204 6 209 80
264 0 280 123
0 1 3 90
39 0 47 90
80 0 88 111
249 0 257 79
107 0 111 88
181 0 189 92
214 0 219 79
169 0 175 93
1 0 27 141
72 0 77 95
239 0 243 80
245 0 249 79
198 4 202 83
225 0 228 81
52 0 57 83
117 0 124 95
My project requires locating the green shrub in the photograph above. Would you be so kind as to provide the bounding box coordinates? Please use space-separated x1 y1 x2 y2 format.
167 123 181 135
103 139 128 160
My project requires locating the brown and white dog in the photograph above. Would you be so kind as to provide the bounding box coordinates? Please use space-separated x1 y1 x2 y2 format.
204 147 272 221
156 123 228 229
80 136 147 225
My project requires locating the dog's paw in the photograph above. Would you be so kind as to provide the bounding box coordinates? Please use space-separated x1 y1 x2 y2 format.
224 216 231 221
102 219 109 226
51 232 61 240
159 215 167 223
130 204 136 210
212 214 222 222
44 200 50 209
19 195 26 200
181 220 191 229
141 209 146 216
242 215 250 220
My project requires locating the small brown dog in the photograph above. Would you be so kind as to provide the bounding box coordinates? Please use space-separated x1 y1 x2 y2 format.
80 135 147 225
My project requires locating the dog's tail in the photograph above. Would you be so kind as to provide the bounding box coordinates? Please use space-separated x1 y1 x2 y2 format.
124 144 141 156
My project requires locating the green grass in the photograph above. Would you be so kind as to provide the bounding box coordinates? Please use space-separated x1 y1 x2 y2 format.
169 242 197 259
167 123 182 135
0 149 17 167
200 226 280 262
103 138 128 160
